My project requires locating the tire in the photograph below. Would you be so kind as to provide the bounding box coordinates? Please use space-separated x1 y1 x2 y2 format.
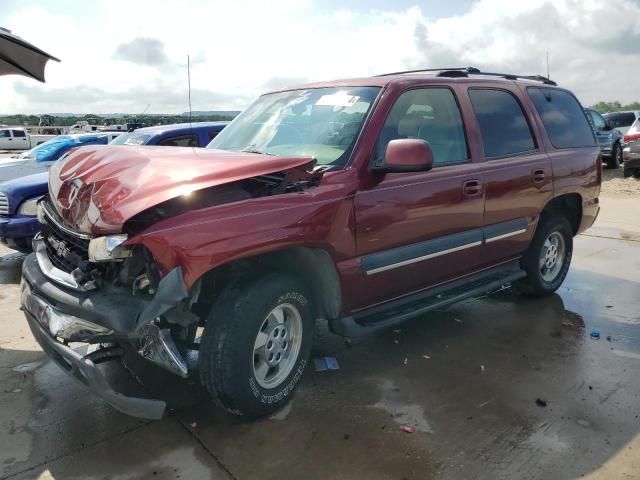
198 273 314 418
516 214 573 297
607 143 622 169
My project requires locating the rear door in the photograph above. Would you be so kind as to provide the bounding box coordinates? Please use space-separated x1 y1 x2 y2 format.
467 86 553 264
352 86 486 310
11 129 30 149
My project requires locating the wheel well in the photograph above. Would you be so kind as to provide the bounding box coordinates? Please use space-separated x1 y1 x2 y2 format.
542 193 582 235
194 247 342 322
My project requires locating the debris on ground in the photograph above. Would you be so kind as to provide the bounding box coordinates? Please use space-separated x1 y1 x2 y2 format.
190 422 197 428
535 398 548 407
590 330 600 339
562 321 574 327
606 305 613 309
399 425 416 433
403 357 408 366
394 339 399 344
454 318 463 323
393 329 402 333
314 357 340 371
606 335 612 342
422 355 431 360
480 365 485 373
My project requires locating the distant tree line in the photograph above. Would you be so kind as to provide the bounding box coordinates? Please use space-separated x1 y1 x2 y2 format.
0 113 236 127
590 101 640 114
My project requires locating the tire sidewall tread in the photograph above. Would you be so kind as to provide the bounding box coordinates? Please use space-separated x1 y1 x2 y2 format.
199 273 314 418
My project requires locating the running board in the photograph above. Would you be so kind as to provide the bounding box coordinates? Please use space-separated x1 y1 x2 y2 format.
330 261 526 338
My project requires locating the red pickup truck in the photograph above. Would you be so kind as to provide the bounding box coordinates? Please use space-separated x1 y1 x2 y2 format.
21 68 600 419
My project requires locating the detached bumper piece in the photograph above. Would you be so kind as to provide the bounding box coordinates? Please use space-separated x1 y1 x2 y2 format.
21 280 166 420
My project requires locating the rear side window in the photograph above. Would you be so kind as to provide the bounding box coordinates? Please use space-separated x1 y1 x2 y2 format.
469 88 535 158
528 88 595 149
376 88 468 167
208 130 220 142
11 130 26 137
158 134 198 147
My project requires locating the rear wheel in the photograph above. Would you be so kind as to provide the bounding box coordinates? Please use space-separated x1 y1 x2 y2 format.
517 214 573 297
607 143 622 169
198 273 313 418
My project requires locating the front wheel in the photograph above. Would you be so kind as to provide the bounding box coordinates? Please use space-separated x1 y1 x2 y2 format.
517 214 573 297
199 273 314 418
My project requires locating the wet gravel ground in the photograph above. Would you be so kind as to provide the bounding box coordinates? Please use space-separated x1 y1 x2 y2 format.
0 204 639 479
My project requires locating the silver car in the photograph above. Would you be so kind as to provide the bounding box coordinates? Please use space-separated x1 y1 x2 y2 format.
622 118 640 178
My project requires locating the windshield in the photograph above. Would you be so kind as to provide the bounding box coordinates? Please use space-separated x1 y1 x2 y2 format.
110 132 153 145
208 86 380 166
603 112 637 128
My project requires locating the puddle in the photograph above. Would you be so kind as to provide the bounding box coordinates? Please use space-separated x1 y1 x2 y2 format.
13 361 42 374
526 428 569 453
371 379 433 433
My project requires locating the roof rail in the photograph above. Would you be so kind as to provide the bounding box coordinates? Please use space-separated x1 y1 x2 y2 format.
375 67 557 86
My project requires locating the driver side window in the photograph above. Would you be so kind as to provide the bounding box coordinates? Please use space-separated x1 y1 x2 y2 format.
375 88 469 167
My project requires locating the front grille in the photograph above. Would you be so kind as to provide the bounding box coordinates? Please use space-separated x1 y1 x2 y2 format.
0 192 8 215
40 204 90 274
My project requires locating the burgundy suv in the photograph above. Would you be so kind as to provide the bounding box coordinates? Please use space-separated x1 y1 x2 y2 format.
21 68 600 419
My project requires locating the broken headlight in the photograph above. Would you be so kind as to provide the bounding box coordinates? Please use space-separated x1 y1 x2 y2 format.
88 234 132 262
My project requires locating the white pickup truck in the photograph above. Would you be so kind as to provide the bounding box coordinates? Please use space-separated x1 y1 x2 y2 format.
0 128 56 150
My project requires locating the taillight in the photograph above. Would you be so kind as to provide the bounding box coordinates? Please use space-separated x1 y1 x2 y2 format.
623 133 640 143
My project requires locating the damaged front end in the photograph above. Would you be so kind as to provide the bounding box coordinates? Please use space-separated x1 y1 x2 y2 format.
21 149 324 418
21 201 206 418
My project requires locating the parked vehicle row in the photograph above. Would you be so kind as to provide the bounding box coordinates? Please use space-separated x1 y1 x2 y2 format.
18 68 600 420
0 122 227 252
0 127 55 150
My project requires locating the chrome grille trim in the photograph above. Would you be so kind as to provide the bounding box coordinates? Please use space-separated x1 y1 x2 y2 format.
39 201 93 240
0 192 9 215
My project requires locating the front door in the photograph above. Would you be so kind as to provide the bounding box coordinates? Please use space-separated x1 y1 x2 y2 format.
351 87 486 311
0 129 13 149
11 130 29 149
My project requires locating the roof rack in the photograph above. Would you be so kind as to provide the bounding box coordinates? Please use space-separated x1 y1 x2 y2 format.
375 67 557 86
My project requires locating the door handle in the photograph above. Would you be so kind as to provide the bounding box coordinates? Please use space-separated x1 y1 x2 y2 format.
532 169 545 183
463 179 483 196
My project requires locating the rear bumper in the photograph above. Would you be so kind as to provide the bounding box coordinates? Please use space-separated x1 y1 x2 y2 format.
22 285 166 419
0 215 39 252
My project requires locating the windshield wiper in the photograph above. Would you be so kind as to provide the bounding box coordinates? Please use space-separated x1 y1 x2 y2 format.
239 147 274 156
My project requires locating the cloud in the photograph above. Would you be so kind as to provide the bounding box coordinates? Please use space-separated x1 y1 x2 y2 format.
11 81 250 114
2 0 640 114
113 37 168 66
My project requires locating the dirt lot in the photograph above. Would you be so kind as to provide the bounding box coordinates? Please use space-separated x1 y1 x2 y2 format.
601 166 640 197
0 173 639 480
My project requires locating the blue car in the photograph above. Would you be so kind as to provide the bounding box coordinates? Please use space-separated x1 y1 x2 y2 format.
0 122 228 252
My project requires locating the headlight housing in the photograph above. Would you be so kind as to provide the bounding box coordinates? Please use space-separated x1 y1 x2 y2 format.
18 197 41 216
88 234 131 262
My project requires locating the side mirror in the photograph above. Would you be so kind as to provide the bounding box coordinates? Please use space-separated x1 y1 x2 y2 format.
604 120 613 131
373 139 434 173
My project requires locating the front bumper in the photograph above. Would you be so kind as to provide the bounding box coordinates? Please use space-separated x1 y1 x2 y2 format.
21 252 194 418
0 215 39 253
21 279 166 419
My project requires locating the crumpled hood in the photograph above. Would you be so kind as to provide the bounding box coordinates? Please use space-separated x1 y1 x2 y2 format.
48 145 314 235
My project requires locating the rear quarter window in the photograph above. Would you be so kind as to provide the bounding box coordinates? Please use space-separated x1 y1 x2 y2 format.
528 87 595 149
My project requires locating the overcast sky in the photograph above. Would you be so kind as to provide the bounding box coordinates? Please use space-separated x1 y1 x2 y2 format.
0 0 638 114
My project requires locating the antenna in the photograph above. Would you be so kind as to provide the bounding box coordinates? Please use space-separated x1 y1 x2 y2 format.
545 51 552 100
187 54 192 127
